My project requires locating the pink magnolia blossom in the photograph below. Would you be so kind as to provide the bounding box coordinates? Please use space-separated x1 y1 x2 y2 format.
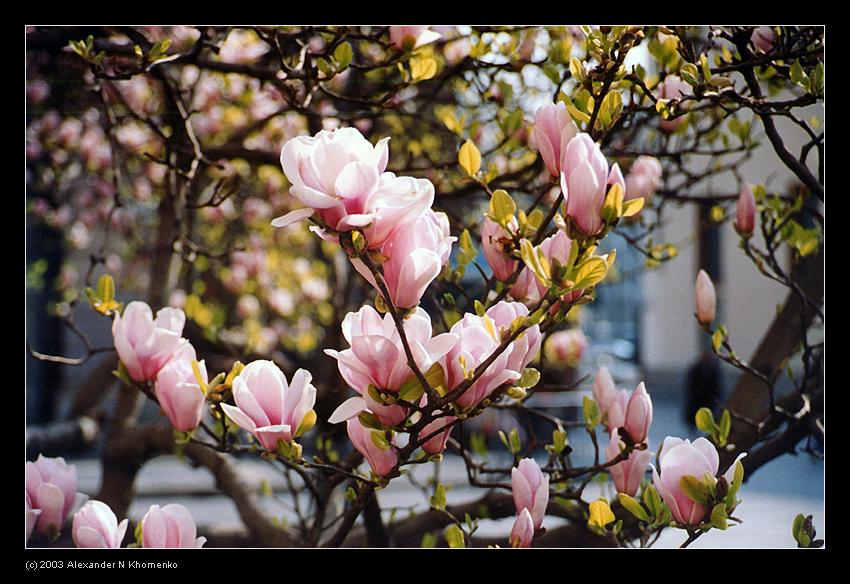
346 416 398 477
593 371 653 443
112 301 186 383
545 328 588 367
353 209 455 309
25 455 78 537
141 504 206 548
26 492 41 542
275 128 433 249
651 437 746 525
389 26 442 51
72 500 128 549
605 434 652 496
532 102 578 178
221 361 317 450
481 216 519 281
625 156 663 201
751 27 776 53
154 342 208 432
512 458 549 530
694 269 717 325
510 508 535 548
325 305 457 425
419 413 457 455
657 75 692 132
485 301 542 374
560 133 623 236
736 184 756 235
443 301 541 409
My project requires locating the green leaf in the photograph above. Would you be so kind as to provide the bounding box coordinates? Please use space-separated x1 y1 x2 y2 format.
516 368 541 390
294 409 317 439
421 532 438 548
710 503 728 530
398 362 445 403
680 62 700 86
430 483 447 510
333 41 353 70
588 499 615 529
444 524 466 548
718 409 731 445
679 475 709 505
582 395 601 429
572 256 609 289
695 407 716 434
792 513 805 542
551 429 567 455
410 55 438 82
457 229 476 267
642 484 662 519
789 60 808 87
489 189 516 225
618 493 651 522
370 430 393 451
622 197 644 217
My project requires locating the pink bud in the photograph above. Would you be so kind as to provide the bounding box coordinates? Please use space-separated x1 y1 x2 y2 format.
735 184 756 235
605 434 652 497
592 367 617 412
751 27 775 54
545 329 587 367
221 361 316 450
625 156 663 201
651 437 746 525
481 217 518 282
154 342 208 432
510 507 535 548
511 458 549 530
389 26 442 51
694 270 717 325
623 382 653 444
560 133 612 236
112 301 187 382
532 102 578 177
353 209 455 309
419 412 456 455
141 504 206 548
657 75 692 132
346 417 398 477
510 230 575 305
72 500 129 548
25 455 78 537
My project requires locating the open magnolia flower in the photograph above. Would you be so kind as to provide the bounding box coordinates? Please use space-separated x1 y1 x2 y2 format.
651 437 746 526
112 301 187 383
325 305 457 425
221 360 317 450
274 127 433 249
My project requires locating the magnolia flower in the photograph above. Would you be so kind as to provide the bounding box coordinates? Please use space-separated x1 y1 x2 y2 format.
592 371 653 443
112 302 187 383
325 305 457 425
544 328 588 367
419 412 457 455
275 128 433 249
736 185 756 235
154 341 207 432
26 492 41 542
352 209 455 309
751 27 776 53
388 26 442 51
694 269 717 326
605 434 652 497
560 133 624 236
512 458 549 530
657 75 692 132
141 504 206 548
625 156 663 201
25 455 79 537
221 361 317 450
72 500 128 549
443 301 541 409
651 437 746 525
532 102 578 178
481 216 519 281
510 508 535 548
346 416 398 477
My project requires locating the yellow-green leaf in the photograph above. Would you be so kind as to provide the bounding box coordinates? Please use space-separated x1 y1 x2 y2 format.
588 498 616 529
410 56 438 82
458 139 481 177
622 197 645 217
572 256 609 289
